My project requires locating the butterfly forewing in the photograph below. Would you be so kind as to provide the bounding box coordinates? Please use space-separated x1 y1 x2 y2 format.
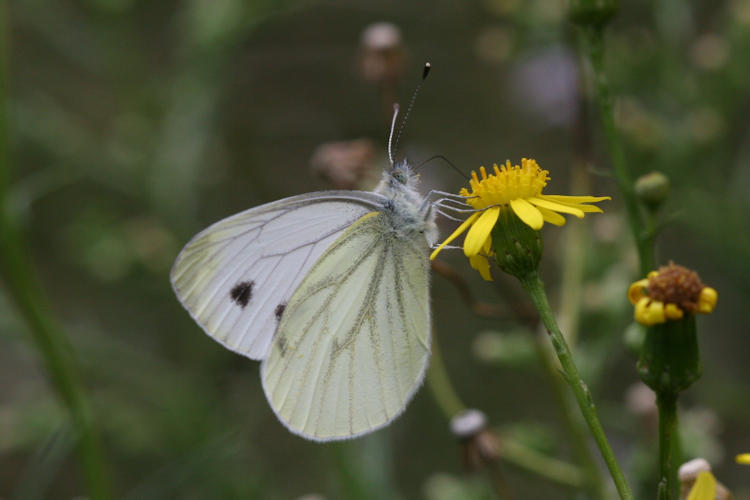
170 192 385 360
261 211 431 441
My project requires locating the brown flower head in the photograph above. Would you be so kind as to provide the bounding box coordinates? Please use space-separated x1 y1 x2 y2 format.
628 262 717 326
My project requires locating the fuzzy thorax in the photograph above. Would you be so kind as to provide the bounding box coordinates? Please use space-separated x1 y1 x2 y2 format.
375 161 438 246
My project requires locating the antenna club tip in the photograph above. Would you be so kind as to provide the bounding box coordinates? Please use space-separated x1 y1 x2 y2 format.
393 103 400 111
422 62 431 79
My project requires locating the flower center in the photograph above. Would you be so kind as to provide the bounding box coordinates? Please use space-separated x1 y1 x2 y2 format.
461 158 550 209
648 263 705 313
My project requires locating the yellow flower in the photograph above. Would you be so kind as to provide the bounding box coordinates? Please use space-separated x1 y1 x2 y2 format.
737 454 750 465
686 471 716 500
430 158 611 280
628 263 717 326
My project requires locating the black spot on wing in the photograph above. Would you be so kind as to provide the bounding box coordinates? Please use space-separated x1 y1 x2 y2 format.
230 281 254 308
274 303 286 321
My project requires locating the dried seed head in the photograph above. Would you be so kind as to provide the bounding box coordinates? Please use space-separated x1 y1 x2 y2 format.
648 263 705 314
358 22 407 85
450 409 501 471
309 139 377 190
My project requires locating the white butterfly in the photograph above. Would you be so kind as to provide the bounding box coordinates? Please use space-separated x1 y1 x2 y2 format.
170 152 440 441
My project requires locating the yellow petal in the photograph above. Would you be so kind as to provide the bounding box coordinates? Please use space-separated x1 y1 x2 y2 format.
464 207 500 257
646 300 666 325
528 197 585 218
536 206 566 226
540 195 611 204
686 471 716 500
664 303 684 320
697 287 718 314
635 298 666 326
736 454 750 465
634 297 651 324
430 212 480 260
482 235 492 255
627 279 649 305
547 202 604 213
469 254 493 281
570 204 604 213
509 198 544 230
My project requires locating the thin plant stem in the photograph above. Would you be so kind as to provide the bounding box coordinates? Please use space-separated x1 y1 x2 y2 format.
577 25 654 276
519 271 633 500
556 195 586 346
426 336 465 418
656 393 678 500
0 8 110 499
499 435 585 489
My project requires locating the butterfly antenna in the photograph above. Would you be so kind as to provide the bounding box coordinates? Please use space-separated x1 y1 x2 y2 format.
392 62 431 162
416 154 469 180
387 103 400 166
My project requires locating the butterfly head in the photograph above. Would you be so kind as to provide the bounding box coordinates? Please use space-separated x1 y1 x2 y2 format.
385 160 419 190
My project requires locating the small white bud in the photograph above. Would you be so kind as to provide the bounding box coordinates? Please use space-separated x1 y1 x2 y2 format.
450 409 487 438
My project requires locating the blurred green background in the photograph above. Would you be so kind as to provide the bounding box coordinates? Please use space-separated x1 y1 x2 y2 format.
1 0 749 498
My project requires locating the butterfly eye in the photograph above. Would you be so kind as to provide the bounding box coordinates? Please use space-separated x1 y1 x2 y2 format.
393 170 408 184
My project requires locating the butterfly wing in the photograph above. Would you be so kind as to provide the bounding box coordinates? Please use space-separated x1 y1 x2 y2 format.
170 191 386 360
261 211 431 441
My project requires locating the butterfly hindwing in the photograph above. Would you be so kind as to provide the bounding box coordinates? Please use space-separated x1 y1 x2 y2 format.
170 192 385 360
261 211 431 441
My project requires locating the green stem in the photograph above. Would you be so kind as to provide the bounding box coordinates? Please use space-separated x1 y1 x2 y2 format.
426 337 465 418
533 338 609 499
578 26 654 275
520 271 633 500
0 8 110 499
499 436 586 489
656 393 678 500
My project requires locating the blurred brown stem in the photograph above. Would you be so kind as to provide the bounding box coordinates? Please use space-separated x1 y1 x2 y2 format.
431 260 533 319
